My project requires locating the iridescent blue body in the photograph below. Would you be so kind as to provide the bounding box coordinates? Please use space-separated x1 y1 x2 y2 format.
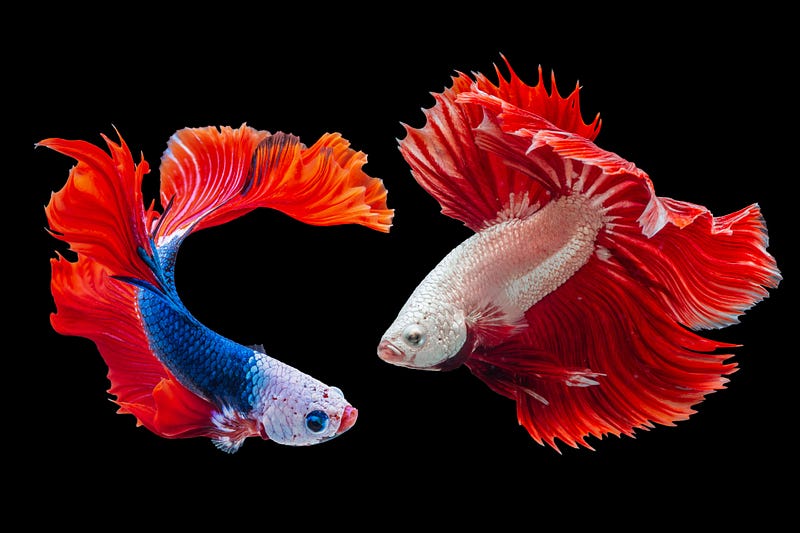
134 239 260 414
138 290 258 413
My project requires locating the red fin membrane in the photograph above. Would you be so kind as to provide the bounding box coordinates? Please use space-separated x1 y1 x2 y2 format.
402 58 781 450
155 125 393 240
120 378 217 439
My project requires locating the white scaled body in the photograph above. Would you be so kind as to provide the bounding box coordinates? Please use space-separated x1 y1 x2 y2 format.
379 194 605 369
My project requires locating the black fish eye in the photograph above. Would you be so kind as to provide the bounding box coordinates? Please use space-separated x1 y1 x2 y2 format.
403 325 426 346
305 410 329 433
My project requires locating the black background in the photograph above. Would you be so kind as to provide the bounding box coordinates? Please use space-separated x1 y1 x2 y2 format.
15 7 794 527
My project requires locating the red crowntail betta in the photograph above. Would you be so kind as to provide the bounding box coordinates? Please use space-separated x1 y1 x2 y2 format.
377 58 781 451
42 124 393 452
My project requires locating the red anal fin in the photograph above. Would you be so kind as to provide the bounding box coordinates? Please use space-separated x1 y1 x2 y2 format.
119 377 216 439
469 340 604 399
468 255 740 451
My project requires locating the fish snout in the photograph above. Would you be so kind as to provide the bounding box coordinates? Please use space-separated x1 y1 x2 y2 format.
378 339 405 363
337 405 358 434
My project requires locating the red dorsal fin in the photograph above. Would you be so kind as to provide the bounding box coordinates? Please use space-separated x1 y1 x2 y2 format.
399 58 600 231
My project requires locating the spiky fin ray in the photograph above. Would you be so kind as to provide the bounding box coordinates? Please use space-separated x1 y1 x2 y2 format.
154 125 393 244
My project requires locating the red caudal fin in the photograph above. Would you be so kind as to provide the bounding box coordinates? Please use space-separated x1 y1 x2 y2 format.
154 125 393 242
402 58 781 450
42 133 216 439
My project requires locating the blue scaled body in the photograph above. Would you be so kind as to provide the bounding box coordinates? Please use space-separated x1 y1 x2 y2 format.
135 239 259 413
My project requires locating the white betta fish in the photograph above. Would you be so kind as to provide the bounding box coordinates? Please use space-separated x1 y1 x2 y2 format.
378 57 781 450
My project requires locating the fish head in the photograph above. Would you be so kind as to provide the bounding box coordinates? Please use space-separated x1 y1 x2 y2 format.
257 374 358 446
378 300 468 370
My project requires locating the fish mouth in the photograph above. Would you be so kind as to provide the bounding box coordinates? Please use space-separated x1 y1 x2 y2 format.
378 339 406 363
336 405 358 434
377 339 447 371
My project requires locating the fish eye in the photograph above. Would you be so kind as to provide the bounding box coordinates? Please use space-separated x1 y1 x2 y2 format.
329 386 343 397
305 410 329 433
402 324 426 347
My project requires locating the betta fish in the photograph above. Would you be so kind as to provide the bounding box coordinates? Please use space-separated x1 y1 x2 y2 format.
42 124 393 452
377 57 781 451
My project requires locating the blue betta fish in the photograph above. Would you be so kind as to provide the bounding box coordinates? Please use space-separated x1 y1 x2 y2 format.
42 124 393 452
